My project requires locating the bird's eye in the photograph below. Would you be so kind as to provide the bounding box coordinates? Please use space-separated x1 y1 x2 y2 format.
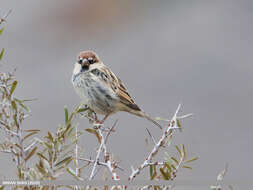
88 58 94 64
78 59 83 64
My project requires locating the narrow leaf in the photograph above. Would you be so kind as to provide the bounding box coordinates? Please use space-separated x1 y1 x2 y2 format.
175 145 182 157
149 165 153 179
25 146 37 161
171 157 179 164
10 80 18 96
11 101 17 111
43 142 52 149
47 131 54 142
85 128 101 143
160 168 170 180
55 156 72 167
37 152 49 162
66 167 83 180
24 129 40 133
15 143 22 150
64 106 69 124
0 28 4 35
14 98 30 111
0 48 4 61
151 165 157 180
185 157 199 164
154 186 161 190
176 119 182 132
170 164 176 170
182 165 192 170
22 131 39 142
42 186 50 190
77 107 89 113
182 144 186 158
165 162 172 172
36 163 47 175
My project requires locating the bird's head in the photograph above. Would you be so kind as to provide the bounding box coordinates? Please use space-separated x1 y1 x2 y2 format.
73 50 101 75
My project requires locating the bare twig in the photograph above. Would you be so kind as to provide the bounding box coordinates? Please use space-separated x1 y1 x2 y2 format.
88 119 120 182
146 128 156 145
0 121 18 136
75 125 79 190
89 128 105 180
99 128 120 180
129 104 191 181
0 9 12 24
24 138 39 152
105 120 118 144
79 157 124 171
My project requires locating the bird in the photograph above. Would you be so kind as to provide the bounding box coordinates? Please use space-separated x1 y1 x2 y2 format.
72 50 162 129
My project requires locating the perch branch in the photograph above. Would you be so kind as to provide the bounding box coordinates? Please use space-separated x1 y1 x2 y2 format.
89 123 120 180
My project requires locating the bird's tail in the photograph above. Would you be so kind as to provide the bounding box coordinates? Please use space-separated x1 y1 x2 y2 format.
143 113 163 130
132 110 163 130
124 103 163 130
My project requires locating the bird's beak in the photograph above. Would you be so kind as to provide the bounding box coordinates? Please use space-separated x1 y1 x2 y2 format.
81 58 89 67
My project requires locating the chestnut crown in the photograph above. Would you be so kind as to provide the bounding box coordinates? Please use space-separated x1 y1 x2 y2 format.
77 51 100 66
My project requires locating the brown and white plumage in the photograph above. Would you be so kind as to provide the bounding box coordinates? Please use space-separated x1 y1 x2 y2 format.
72 50 162 129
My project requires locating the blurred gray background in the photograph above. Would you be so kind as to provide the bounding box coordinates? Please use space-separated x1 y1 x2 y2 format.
1 0 253 189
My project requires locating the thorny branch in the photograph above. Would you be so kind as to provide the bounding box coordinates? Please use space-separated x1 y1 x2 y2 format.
0 9 11 24
88 123 121 181
129 104 192 181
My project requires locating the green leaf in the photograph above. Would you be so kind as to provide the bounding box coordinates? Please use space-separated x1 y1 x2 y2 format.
10 80 18 96
55 156 72 167
182 165 192 170
182 144 186 158
47 131 54 142
24 129 40 133
210 186 219 190
0 48 4 60
11 101 17 112
0 28 4 35
185 157 199 164
64 106 69 124
154 186 162 190
151 165 157 180
160 168 170 180
14 98 30 111
43 142 52 149
37 152 49 162
42 186 50 190
25 146 37 161
22 131 39 142
165 162 172 172
175 145 182 157
36 163 47 175
0 185 5 190
77 107 89 113
85 128 101 143
170 164 176 170
149 165 153 179
15 143 22 150
171 157 179 164
66 167 83 180
176 119 182 132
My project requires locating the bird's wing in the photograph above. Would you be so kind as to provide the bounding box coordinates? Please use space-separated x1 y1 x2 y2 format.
91 65 141 111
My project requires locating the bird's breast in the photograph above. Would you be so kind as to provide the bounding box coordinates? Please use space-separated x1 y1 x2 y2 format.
72 72 119 115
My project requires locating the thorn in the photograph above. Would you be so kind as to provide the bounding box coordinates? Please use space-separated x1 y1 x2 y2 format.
146 128 156 145
177 113 193 119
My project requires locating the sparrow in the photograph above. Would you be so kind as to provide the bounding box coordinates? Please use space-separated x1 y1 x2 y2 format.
72 50 162 129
